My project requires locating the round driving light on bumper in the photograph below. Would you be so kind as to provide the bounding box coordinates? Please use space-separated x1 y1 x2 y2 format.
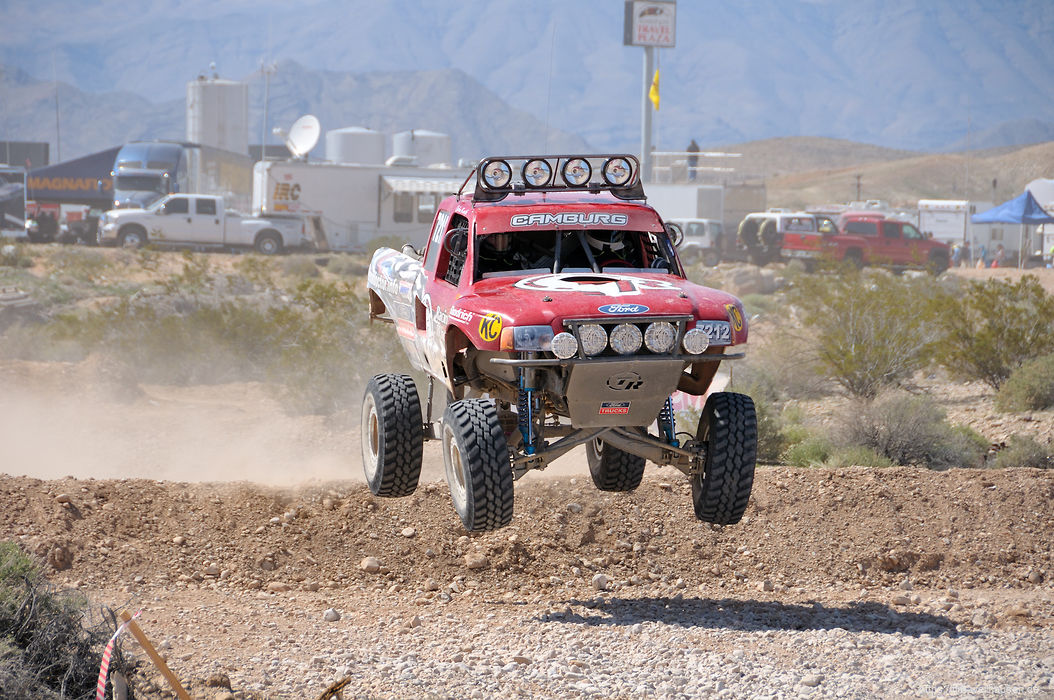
578 324 608 356
561 158 592 187
481 160 512 189
522 159 553 187
609 323 643 355
551 332 578 359
602 157 633 186
682 327 711 355
644 321 677 353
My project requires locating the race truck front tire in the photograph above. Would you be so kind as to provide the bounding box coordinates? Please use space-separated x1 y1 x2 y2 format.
691 392 757 525
442 399 513 532
361 374 423 497
587 436 645 492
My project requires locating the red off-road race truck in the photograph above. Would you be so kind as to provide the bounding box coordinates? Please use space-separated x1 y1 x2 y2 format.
364 155 757 531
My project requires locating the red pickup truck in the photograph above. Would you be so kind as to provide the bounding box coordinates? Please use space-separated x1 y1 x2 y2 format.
780 212 950 273
364 154 757 531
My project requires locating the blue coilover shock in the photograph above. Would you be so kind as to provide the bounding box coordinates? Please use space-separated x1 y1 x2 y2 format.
658 396 678 447
518 377 536 455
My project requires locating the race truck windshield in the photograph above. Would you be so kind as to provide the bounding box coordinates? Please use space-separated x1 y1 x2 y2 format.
474 228 678 279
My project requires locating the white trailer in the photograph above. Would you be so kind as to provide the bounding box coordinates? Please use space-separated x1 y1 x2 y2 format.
252 160 469 252
917 199 1019 260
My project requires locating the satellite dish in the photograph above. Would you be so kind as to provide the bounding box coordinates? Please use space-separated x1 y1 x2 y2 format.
285 115 321 159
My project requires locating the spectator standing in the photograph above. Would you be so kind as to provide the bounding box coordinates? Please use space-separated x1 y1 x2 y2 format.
961 240 971 267
686 139 699 181
991 244 1005 268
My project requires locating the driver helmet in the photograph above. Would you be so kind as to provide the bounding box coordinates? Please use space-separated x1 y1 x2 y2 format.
585 230 626 254
487 232 512 251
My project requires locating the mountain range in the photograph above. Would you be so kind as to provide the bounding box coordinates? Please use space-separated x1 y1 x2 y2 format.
2 0 1053 162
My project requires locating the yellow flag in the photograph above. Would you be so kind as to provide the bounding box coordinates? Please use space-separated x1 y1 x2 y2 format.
649 68 660 110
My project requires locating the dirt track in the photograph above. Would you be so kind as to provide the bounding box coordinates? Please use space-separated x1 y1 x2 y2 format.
1 258 1053 697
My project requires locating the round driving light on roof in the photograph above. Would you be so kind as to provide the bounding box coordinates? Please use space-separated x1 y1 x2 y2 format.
602 157 633 186
561 158 592 187
522 159 553 188
609 323 643 355
551 332 578 359
481 160 512 189
644 321 677 354
682 327 711 355
578 324 608 356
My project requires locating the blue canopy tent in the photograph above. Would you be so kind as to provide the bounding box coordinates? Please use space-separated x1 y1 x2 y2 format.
972 190 1054 268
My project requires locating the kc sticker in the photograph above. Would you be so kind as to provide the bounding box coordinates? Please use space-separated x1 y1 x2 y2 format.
479 313 503 342
725 303 744 332
599 401 631 415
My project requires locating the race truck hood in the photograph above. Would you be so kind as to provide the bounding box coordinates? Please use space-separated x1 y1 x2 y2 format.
457 271 748 345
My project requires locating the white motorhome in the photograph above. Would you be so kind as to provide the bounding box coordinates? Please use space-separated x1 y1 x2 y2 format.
252 160 469 252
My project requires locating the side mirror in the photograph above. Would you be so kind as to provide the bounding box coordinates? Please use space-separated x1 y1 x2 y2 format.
665 222 684 247
444 228 468 255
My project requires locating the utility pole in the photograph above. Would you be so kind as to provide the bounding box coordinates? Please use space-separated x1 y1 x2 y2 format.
641 46 654 182
261 61 276 161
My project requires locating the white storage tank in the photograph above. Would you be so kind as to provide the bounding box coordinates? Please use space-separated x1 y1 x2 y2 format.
392 129 452 167
186 75 249 155
326 126 386 165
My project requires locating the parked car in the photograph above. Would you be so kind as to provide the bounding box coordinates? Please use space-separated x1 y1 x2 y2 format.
737 211 819 265
667 217 725 266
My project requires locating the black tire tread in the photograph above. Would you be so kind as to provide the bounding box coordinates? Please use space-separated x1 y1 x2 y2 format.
444 399 513 531
692 392 757 525
363 373 423 497
588 439 645 492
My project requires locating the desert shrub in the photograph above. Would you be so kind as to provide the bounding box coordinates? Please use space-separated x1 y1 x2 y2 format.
781 434 832 467
788 270 939 399
233 255 277 288
989 435 1053 470
744 386 784 463
44 248 111 282
280 255 320 279
0 541 132 699
996 353 1054 412
163 251 213 294
929 275 1054 389
837 392 986 470
824 444 894 468
0 241 33 268
326 254 369 277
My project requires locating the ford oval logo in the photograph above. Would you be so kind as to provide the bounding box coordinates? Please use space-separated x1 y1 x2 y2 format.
598 303 649 315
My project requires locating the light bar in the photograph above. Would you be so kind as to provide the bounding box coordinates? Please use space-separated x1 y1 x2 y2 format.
481 160 512 189
561 158 592 187
522 159 553 188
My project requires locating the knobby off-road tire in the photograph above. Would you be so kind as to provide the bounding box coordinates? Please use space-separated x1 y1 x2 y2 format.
442 399 513 531
691 392 757 525
361 374 423 497
587 436 645 492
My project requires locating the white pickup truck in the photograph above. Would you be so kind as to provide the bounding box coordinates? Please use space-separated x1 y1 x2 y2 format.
97 194 310 254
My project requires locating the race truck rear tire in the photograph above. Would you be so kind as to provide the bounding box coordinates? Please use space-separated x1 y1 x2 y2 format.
361 373 423 497
442 399 513 532
691 392 757 525
587 436 645 492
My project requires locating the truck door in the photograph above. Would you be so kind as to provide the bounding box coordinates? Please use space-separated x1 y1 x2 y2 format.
877 221 904 265
156 196 194 241
184 196 223 244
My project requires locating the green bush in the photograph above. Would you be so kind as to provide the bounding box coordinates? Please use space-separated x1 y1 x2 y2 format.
0 541 131 699
824 445 894 468
233 254 277 288
44 248 111 282
788 271 939 399
323 254 369 277
929 275 1054 389
989 435 1053 470
837 392 986 470
996 353 1054 411
781 434 833 467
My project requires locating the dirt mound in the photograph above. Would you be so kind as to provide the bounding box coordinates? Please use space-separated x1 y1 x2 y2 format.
3 467 1051 611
